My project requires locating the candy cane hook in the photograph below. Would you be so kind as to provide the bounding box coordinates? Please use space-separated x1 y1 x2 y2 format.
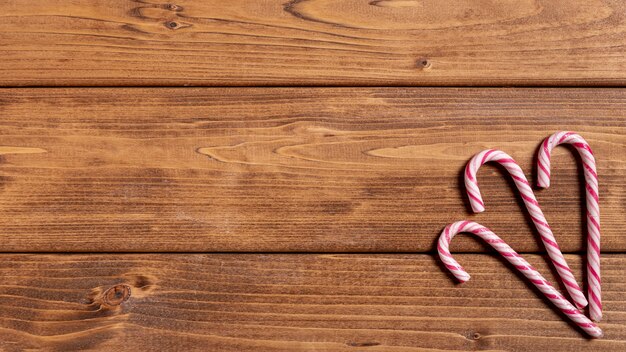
537 131 601 322
464 149 588 310
438 221 603 338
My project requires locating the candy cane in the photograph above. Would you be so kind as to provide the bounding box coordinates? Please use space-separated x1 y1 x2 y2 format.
438 220 603 338
537 131 601 322
464 149 588 310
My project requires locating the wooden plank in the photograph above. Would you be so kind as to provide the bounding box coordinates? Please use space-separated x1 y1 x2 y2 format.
0 88 624 252
1 0 625 86
1 253 625 350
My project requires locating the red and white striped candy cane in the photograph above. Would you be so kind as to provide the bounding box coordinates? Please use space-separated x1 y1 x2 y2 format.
438 220 603 338
464 149 588 310
537 131 601 322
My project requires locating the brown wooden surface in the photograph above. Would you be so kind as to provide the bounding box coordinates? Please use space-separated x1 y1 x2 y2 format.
3 1 625 348
2 0 625 87
0 88 623 252
1 254 625 351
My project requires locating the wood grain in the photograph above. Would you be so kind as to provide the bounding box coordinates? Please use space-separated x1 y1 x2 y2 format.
1 0 625 86
1 253 625 351
0 88 624 252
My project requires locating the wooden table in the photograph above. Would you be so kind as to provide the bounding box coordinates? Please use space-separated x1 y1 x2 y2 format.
1 1 625 350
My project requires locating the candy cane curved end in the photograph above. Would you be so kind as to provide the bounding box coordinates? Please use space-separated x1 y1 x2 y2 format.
537 131 597 189
463 150 496 213
437 223 472 282
438 221 603 338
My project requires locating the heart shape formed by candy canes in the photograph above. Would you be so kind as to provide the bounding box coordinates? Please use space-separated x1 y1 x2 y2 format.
464 148 588 310
438 131 602 337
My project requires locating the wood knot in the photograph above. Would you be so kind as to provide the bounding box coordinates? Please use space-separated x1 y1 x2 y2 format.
416 58 432 70
86 274 156 311
103 284 131 306
164 20 191 30
165 21 180 29
166 3 183 11
465 330 482 341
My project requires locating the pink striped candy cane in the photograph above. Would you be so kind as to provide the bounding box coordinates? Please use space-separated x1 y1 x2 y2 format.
537 131 601 322
438 220 603 338
464 149 588 310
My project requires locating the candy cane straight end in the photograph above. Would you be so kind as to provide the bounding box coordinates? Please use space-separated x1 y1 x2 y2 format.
450 277 469 285
537 178 551 189
537 178 550 189
576 299 588 311
471 203 485 214
589 327 604 339
455 273 471 283
443 269 471 283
